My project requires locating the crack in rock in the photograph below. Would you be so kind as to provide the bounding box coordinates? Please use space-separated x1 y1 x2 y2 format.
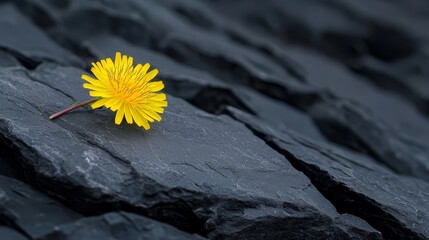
226 107 429 240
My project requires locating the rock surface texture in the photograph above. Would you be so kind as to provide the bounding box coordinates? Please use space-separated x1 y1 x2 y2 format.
0 0 428 239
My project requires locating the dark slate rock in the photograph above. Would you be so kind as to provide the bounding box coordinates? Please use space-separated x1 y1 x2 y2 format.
0 67 380 239
226 107 429 240
308 99 429 182
0 0 62 28
0 4 82 67
0 226 28 240
204 0 367 59
115 0 429 141
155 0 306 81
0 175 82 239
329 0 429 43
0 155 21 179
0 51 20 67
0 175 202 240
38 212 204 240
206 0 427 65
60 0 311 105
204 0 361 41
353 54 429 116
84 35 228 101
284 46 429 144
232 87 325 141
152 0 429 132
84 35 325 140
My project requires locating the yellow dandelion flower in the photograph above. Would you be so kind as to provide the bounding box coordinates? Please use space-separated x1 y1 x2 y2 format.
49 52 168 130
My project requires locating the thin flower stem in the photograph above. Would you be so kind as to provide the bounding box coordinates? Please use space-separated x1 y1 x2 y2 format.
49 98 97 120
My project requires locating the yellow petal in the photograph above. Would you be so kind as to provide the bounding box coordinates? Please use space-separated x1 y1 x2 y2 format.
129 108 142 127
101 58 113 69
105 98 119 109
137 109 154 122
106 57 114 69
133 109 151 129
121 54 128 67
81 74 95 83
140 63 150 76
91 67 108 81
81 75 105 87
136 113 150 129
141 118 150 130
144 109 161 121
149 93 166 101
146 104 165 113
91 98 109 109
115 105 125 125
115 52 122 69
127 56 133 67
148 81 164 92
101 59 108 69
124 104 133 124
150 100 168 107
83 83 106 91
89 91 111 98
111 100 123 111
143 69 158 82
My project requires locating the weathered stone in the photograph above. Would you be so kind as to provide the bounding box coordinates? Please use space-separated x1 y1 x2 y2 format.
115 0 429 143
0 226 28 240
0 51 20 67
0 155 21 179
226 106 429 240
0 67 380 239
60 0 310 106
0 175 81 239
0 4 82 67
84 35 325 140
328 0 429 43
308 99 429 182
84 35 228 101
38 212 204 240
353 54 429 116
0 0 62 28
0 175 205 240
205 0 366 60
221 0 426 61
155 0 306 81
284 47 429 144
1 0 428 239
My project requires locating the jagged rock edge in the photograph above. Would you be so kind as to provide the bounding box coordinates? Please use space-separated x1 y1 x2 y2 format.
226 111 424 240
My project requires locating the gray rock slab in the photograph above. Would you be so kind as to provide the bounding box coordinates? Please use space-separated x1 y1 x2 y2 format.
154 0 306 81
309 99 429 182
0 4 82 67
0 67 379 239
226 106 429 240
83 35 325 140
284 47 429 144
0 175 203 240
0 0 64 28
0 175 81 239
0 51 20 67
83 35 227 100
204 0 366 61
329 0 429 42
354 54 429 116
0 226 28 240
59 0 308 104
37 212 204 240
